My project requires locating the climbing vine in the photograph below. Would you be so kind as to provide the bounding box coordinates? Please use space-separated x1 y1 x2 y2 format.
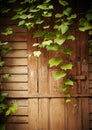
0 0 92 110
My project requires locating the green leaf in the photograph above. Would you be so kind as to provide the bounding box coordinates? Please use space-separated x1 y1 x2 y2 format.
0 42 8 46
1 47 12 54
49 58 63 67
42 40 53 47
54 71 66 80
59 0 69 6
55 13 63 18
46 44 59 51
1 8 10 13
79 26 91 32
60 85 68 92
54 37 66 45
67 14 77 20
60 24 69 34
0 93 8 102
66 98 71 103
65 79 74 86
42 12 52 17
2 28 13 36
2 74 10 79
61 49 73 55
66 35 75 40
33 51 41 57
18 20 26 26
61 64 73 70
0 61 5 67
0 124 6 130
0 103 7 110
33 30 46 38
63 7 72 16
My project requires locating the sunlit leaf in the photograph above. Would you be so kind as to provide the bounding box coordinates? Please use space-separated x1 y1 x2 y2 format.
0 61 5 67
65 79 74 86
42 40 53 47
2 28 13 36
49 58 63 67
54 71 66 80
61 64 73 70
2 74 11 79
60 85 68 92
63 7 72 16
33 51 41 57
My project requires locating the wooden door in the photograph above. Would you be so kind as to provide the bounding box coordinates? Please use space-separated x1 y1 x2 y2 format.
0 12 90 130
26 23 89 130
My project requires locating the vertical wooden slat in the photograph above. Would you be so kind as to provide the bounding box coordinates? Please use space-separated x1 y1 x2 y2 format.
82 98 89 130
27 31 38 94
50 98 65 130
67 98 82 130
28 99 38 130
38 49 49 95
39 99 49 130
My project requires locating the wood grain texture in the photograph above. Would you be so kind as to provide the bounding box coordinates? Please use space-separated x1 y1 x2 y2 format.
50 98 65 130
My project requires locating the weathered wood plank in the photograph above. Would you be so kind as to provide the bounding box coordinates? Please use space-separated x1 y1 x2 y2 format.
38 49 49 94
6 124 28 130
0 25 27 33
50 98 65 130
2 50 27 58
39 99 49 130
7 116 28 123
3 91 28 98
28 99 38 130
2 75 28 82
7 99 28 106
6 42 27 49
67 98 82 130
4 58 27 66
11 107 28 115
82 98 89 130
2 83 28 90
0 33 27 41
0 67 28 74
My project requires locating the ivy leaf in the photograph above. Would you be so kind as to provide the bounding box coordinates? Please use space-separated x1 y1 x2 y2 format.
33 30 46 38
79 26 91 32
0 41 8 46
1 8 10 13
67 14 77 20
33 51 41 57
0 61 5 67
0 93 8 102
63 7 72 16
60 85 68 92
55 13 63 18
65 79 74 86
66 35 75 40
66 98 71 103
2 28 13 36
60 24 69 34
54 71 66 80
18 20 26 26
42 40 53 47
54 37 66 45
46 44 59 51
61 64 73 70
49 58 63 67
61 49 73 55
2 74 11 79
59 0 69 6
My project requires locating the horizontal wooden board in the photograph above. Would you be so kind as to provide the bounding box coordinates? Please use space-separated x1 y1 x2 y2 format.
3 91 28 98
0 25 27 33
2 75 28 82
7 99 28 107
4 58 27 66
0 33 27 41
6 124 28 130
0 67 28 74
11 107 28 115
2 83 28 90
7 116 28 123
2 50 28 58
6 42 27 49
